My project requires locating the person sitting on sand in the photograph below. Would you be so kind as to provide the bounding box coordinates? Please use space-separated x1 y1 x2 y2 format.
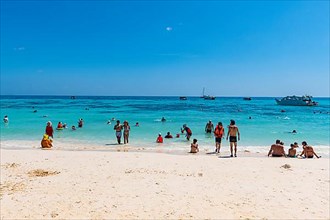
287 144 297 158
190 139 199 153
268 140 286 157
293 142 299 148
165 132 173 139
299 141 320 159
156 133 163 143
181 124 192 141
41 134 53 149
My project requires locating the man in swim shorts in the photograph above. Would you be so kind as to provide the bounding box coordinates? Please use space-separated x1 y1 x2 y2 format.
114 120 123 144
226 120 240 157
205 120 214 133
268 140 286 157
299 141 320 158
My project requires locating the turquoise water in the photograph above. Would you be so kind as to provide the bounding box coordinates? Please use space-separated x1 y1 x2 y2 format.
1 96 329 152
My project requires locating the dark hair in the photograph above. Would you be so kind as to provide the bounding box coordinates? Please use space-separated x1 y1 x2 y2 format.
302 141 307 145
230 120 235 125
276 139 281 144
218 122 222 126
117 120 120 123
290 144 294 147
193 139 197 143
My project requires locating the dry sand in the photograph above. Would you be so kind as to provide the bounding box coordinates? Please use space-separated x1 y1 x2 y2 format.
1 148 329 219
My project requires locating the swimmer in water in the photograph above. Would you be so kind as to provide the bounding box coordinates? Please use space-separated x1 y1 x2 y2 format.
3 115 9 123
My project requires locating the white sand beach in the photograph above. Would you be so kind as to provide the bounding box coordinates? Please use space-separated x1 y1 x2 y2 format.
1 148 329 219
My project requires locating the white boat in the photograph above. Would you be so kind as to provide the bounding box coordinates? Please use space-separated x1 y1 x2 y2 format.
201 88 216 100
275 95 318 106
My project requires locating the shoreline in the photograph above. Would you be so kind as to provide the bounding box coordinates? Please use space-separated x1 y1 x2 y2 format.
1 148 329 219
1 139 329 158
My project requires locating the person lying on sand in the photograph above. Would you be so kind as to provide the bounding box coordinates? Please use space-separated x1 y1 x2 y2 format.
268 140 286 157
299 141 320 159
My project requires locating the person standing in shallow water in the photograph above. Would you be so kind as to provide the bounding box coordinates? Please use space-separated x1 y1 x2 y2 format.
45 121 54 138
114 120 123 144
226 120 240 157
123 121 130 144
214 122 224 153
205 120 214 133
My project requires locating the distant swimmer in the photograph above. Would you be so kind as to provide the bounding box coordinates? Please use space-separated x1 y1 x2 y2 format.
189 139 199 153
41 134 53 149
33 110 38 113
57 122 63 129
107 120 112 125
226 120 240 157
72 125 76 130
181 124 192 141
111 118 116 121
156 133 163 143
292 130 297 134
281 110 286 113
205 120 214 133
78 118 84 128
3 115 9 123
161 117 166 122
165 132 173 139
299 141 320 159
135 122 139 127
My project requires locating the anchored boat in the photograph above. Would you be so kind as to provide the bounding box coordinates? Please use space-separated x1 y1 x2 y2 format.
275 95 318 106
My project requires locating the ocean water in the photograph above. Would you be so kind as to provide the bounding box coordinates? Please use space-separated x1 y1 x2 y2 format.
1 96 329 154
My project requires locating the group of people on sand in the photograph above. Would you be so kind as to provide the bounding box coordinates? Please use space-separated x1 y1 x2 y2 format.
268 139 320 159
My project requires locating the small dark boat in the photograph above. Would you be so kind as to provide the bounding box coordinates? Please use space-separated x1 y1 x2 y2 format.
204 95 216 100
179 96 187 100
243 97 252 101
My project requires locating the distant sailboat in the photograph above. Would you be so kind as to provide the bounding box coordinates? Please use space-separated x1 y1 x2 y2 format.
201 88 215 100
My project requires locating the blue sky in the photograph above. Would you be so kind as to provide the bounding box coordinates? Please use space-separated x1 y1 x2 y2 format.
1 1 329 96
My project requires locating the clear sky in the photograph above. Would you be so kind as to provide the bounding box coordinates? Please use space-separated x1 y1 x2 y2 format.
1 0 329 97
